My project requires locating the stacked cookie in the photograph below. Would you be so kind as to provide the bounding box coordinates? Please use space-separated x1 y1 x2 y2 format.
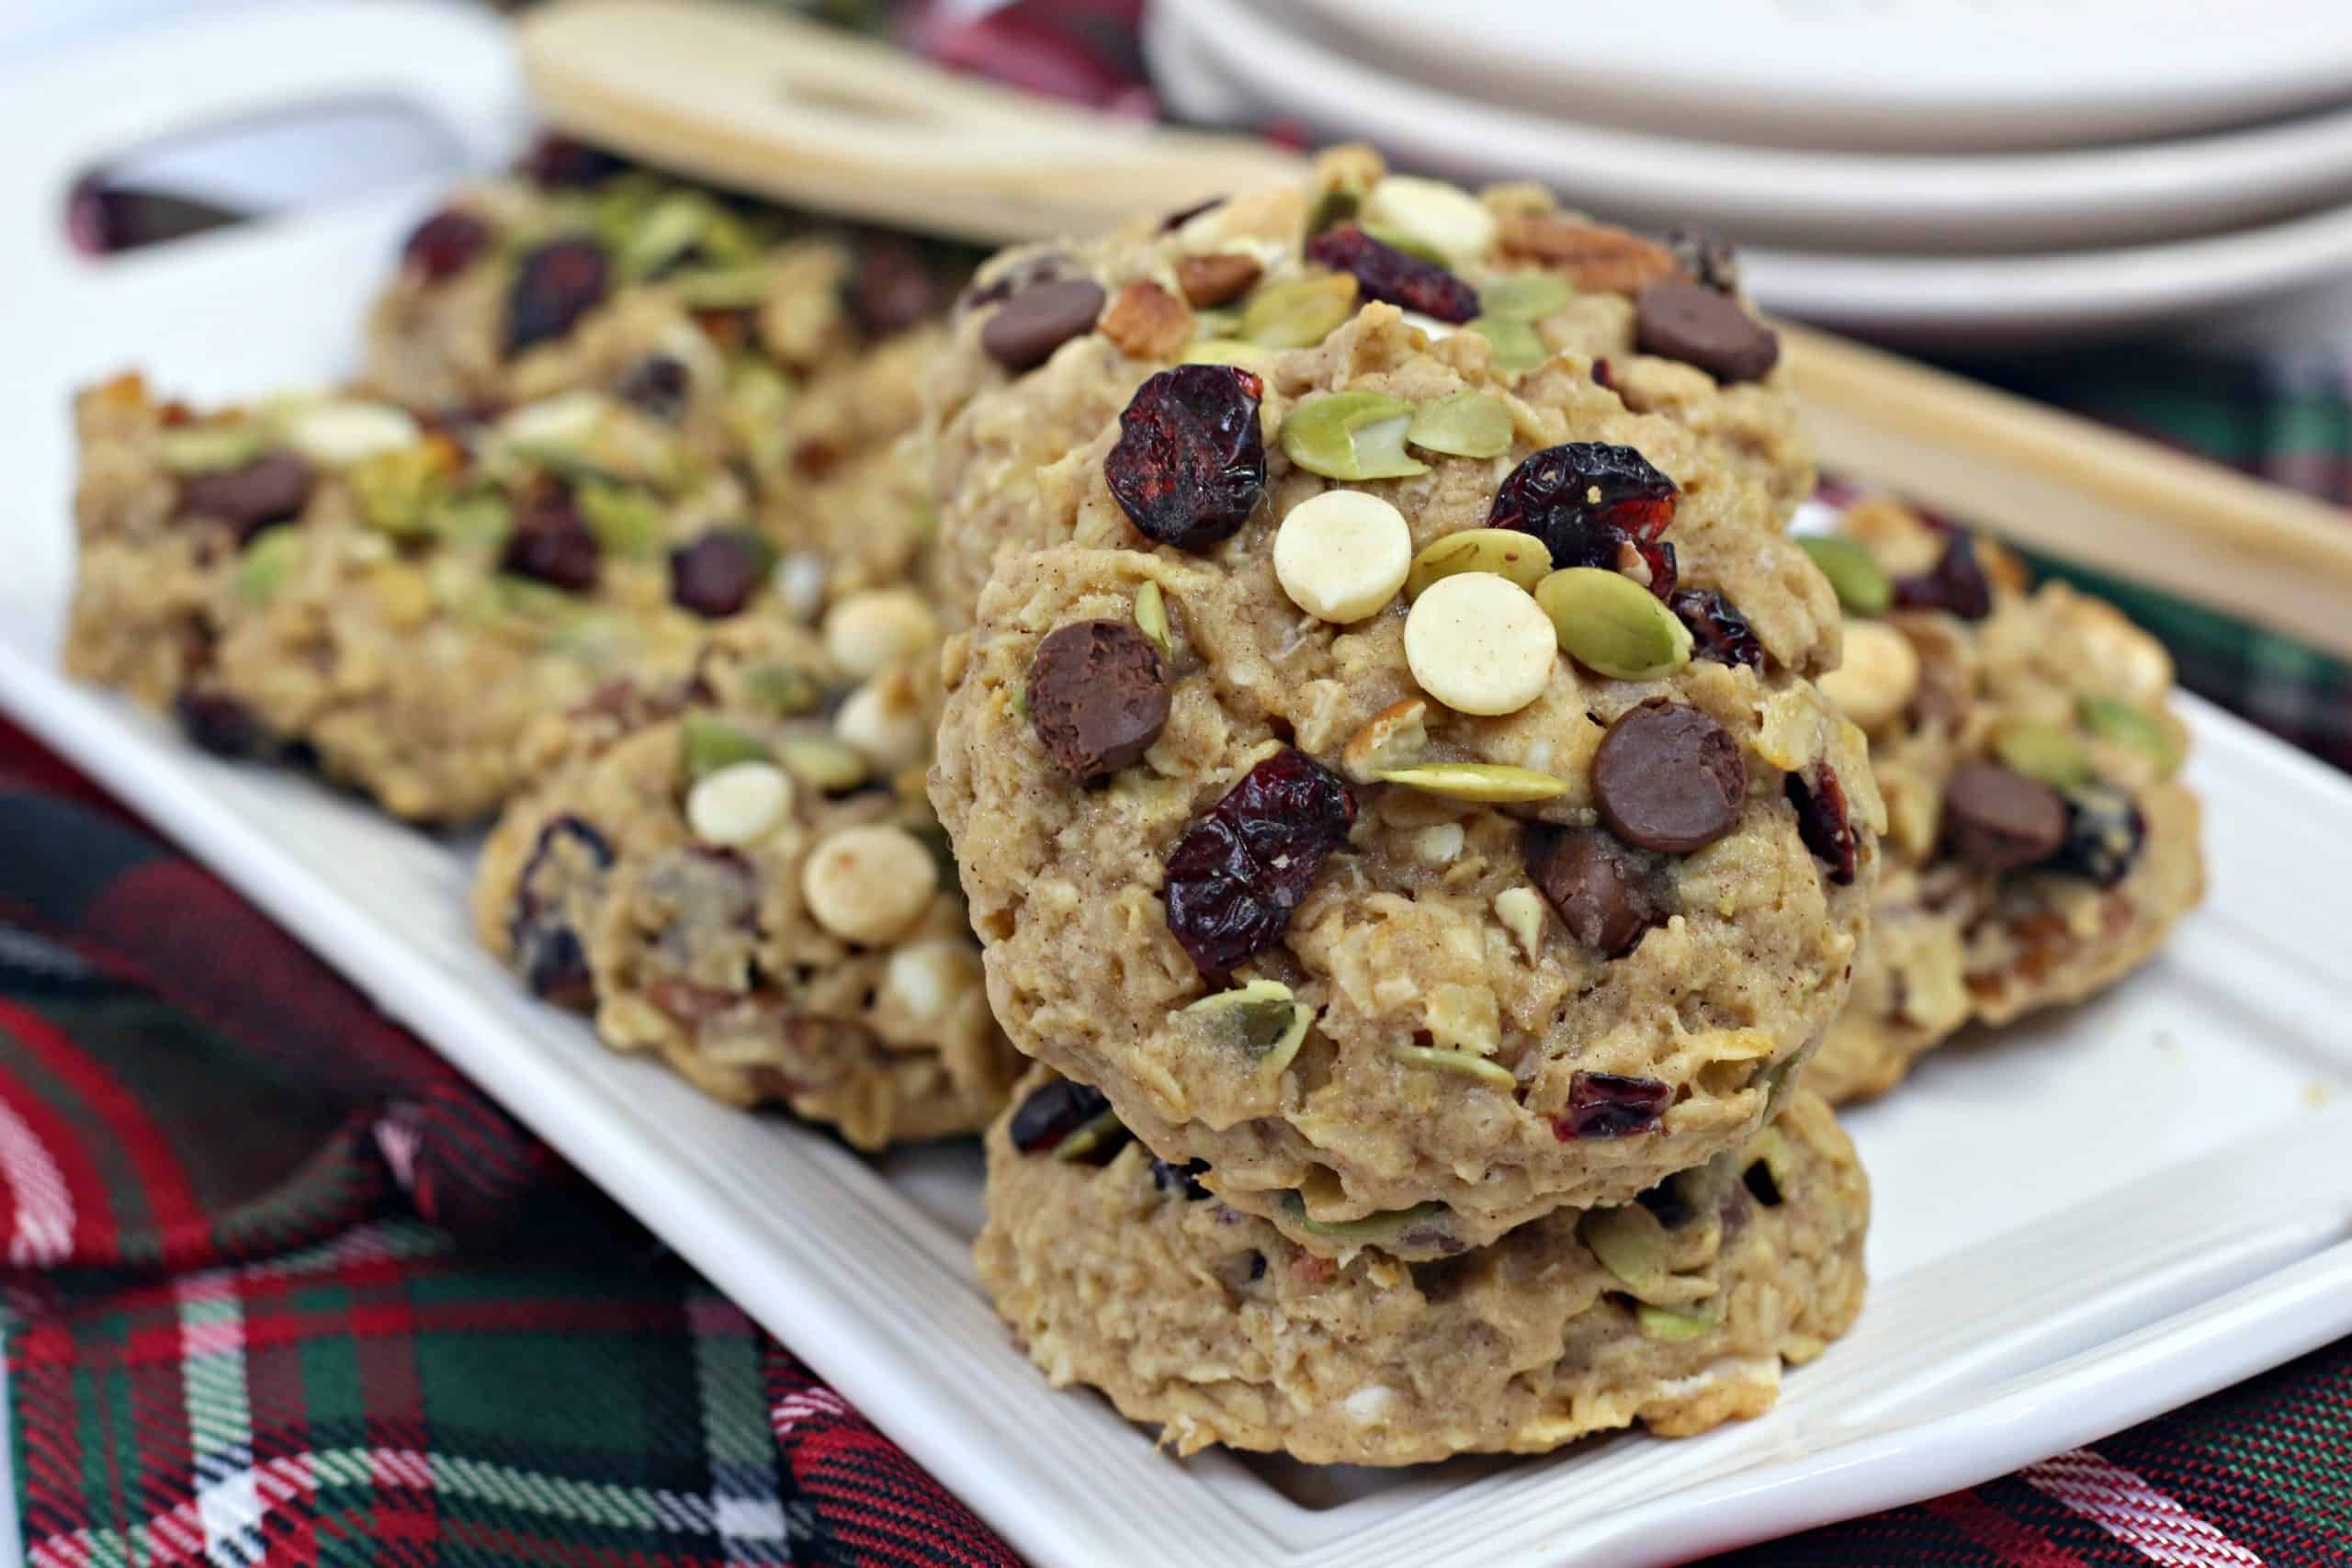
64 141 1024 1148
1803 499 2205 1102
923 150 1881 1461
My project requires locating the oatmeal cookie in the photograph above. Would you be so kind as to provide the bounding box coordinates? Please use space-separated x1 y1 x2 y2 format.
472 626 1017 1146
929 315 1876 1258
923 146 1812 626
1806 499 2205 1102
977 1067 1866 1464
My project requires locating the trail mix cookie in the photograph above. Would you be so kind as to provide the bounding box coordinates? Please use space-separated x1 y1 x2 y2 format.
473 624 1017 1146
977 1067 1866 1464
930 309 1877 1258
923 146 1812 626
1804 500 2205 1103
64 367 888 821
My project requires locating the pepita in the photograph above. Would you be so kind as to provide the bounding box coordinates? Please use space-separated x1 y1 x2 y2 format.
1048 1109 1129 1165
2079 694 2182 777
1281 1192 1449 1244
1374 761 1568 803
1476 271 1575 321
1278 390 1428 481
1133 579 1173 658
681 715 772 783
1799 536 1893 617
1183 978 1313 1077
1534 566 1695 681
1405 392 1515 459
1467 314 1549 373
233 526 303 605
1992 721 2096 789
159 424 267 474
1404 527 1550 599
744 664 823 716
1635 1301 1721 1342
1580 1204 1670 1295
773 733 871 794
1385 1041 1517 1089
1241 273 1359 349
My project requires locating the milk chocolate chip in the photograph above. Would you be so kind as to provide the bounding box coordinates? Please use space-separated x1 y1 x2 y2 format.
1942 761 2067 871
1027 619 1170 781
1634 278 1780 384
1525 824 1663 957
980 278 1105 371
1592 701 1746 853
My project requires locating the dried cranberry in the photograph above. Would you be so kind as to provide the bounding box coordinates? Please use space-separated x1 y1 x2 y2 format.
1163 749 1355 976
1009 1077 1113 1155
510 815 614 1010
669 531 766 618
521 133 628 189
615 355 691 421
1151 1157 1212 1200
1743 1157 1784 1208
401 208 492 282
176 451 314 544
2045 783 2144 887
502 483 602 592
1671 589 1764 669
1787 765 1860 885
1554 1071 1672 1139
1894 532 1994 621
1306 225 1476 323
173 691 272 759
506 239 610 355
1489 443 1679 593
1104 365 1267 552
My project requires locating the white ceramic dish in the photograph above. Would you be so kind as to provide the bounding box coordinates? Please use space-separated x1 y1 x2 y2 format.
8 8 2352 1566
1154 0 2352 253
1149 4 2352 344
1272 0 2352 154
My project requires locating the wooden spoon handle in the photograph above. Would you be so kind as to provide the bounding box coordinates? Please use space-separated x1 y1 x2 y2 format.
521 0 2352 657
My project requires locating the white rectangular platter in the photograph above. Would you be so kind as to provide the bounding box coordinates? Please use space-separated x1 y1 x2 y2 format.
5 8 2349 1565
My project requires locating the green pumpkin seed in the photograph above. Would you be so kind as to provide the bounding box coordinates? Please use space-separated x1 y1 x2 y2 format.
1535 567 1694 681
575 480 666 557
1278 391 1428 481
1180 338 1275 373
1183 979 1312 1077
1281 1192 1449 1244
1048 1109 1129 1164
159 424 269 474
1133 580 1173 658
669 263 775 311
1404 527 1551 600
1993 721 2095 789
1799 536 1892 617
350 446 448 537
426 491 514 551
773 733 869 794
616 192 715 280
1405 392 1515 459
1635 1301 1721 1342
2079 694 2182 777
1359 221 1449 266
233 526 303 605
1385 1041 1516 1089
493 575 587 621
1190 307 1240 338
1580 1204 1670 1295
1304 184 1362 238
1476 272 1575 321
1374 761 1568 803
724 359 797 479
1467 314 1549 373
745 665 823 717
1241 274 1359 350
1749 1054 1801 1122
681 715 773 782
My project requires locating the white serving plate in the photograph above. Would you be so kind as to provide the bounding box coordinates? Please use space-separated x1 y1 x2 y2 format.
1271 0 2352 154
6 8 2351 1567
1153 0 2352 254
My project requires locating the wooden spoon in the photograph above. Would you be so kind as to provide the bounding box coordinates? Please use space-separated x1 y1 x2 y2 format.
521 0 2352 657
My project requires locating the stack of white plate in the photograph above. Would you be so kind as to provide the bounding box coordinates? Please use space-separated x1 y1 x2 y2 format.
1146 0 2352 342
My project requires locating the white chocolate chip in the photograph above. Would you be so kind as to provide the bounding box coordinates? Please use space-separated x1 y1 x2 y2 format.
772 551 829 624
283 400 421 467
801 823 938 945
685 761 794 847
1273 490 1412 623
1818 620 1921 732
1363 175 1497 265
822 588 938 679
1411 823 1464 863
1494 886 1548 961
1342 1383 1402 1424
834 671 929 772
882 939 981 1021
1403 571 1555 716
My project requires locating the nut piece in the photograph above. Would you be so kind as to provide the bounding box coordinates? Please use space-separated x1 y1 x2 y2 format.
1492 886 1549 961
686 761 795 847
1176 252 1262 308
1340 697 1430 781
1495 214 1679 294
1535 566 1695 682
1405 527 1551 601
1273 491 1413 623
801 824 938 944
834 671 930 772
823 588 939 679
1100 278 1194 359
1278 391 1429 481
1817 620 1921 731
1405 392 1515 459
1241 274 1358 349
1027 619 1171 780
1404 572 1557 716
1361 175 1498 264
